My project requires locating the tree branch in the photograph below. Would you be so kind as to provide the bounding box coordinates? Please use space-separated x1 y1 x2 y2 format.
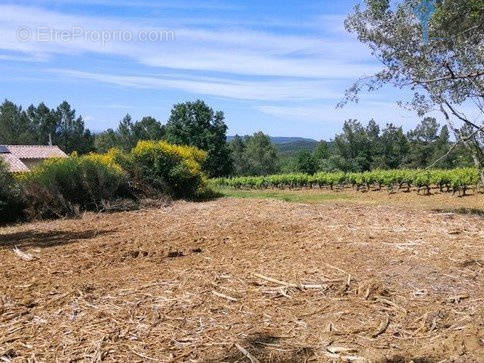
442 100 482 130
425 124 484 170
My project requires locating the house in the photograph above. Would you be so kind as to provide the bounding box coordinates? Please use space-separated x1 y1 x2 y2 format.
0 145 67 172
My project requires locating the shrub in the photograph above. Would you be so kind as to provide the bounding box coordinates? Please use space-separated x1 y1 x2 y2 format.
21 154 127 219
129 140 207 198
0 159 24 223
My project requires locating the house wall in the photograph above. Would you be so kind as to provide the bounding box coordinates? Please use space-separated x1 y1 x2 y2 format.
20 158 46 170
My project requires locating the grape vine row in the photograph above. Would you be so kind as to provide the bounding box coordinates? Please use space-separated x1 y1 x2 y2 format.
212 168 481 196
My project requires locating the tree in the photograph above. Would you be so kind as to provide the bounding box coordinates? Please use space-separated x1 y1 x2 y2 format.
379 123 409 169
165 100 233 177
407 117 440 168
132 116 165 142
342 0 483 182
94 129 119 153
229 135 248 176
295 150 317 175
432 125 457 168
314 140 330 161
116 114 137 152
331 119 373 172
242 132 279 176
94 115 165 153
0 100 36 144
55 101 94 154
26 103 58 145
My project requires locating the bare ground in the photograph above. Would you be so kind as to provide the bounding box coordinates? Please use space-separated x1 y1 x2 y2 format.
0 196 483 362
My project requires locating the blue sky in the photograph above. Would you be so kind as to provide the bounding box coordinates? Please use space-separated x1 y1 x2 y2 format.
0 0 447 139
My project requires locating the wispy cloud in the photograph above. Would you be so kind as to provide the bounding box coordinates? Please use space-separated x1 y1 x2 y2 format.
0 4 376 79
50 69 343 101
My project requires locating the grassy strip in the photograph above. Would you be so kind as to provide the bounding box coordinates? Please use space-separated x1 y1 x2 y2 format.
216 187 353 203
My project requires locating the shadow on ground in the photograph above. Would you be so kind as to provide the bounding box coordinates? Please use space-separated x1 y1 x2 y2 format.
210 332 315 363
0 229 116 249
432 208 484 217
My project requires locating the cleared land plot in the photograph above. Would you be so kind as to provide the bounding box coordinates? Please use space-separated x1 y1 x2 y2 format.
1 196 483 362
218 187 484 214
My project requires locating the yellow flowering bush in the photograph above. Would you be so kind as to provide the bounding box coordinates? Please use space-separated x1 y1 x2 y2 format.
129 140 207 197
21 153 127 218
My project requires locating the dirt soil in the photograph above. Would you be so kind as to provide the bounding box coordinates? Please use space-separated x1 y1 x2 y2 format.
1 197 483 362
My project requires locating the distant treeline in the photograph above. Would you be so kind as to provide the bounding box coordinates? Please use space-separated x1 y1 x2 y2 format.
0 99 477 178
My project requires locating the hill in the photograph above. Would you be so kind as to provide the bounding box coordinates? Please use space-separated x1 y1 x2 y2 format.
227 136 319 155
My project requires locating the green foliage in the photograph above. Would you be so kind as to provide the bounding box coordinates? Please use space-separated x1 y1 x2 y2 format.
128 140 207 198
95 115 166 153
55 101 95 154
165 100 232 177
1 100 94 154
229 132 279 176
295 150 317 175
229 135 249 176
0 159 24 222
217 188 353 203
0 100 36 144
343 0 483 178
94 129 119 153
212 168 479 196
21 154 127 219
1 140 208 222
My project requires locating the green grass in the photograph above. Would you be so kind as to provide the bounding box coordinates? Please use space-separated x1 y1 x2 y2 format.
215 187 353 203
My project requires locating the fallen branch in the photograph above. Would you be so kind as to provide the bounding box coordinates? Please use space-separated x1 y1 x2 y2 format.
375 296 407 313
212 291 238 302
252 273 326 290
252 273 298 288
324 263 351 276
129 347 160 361
326 346 358 354
324 351 366 362
235 343 260 363
372 315 390 338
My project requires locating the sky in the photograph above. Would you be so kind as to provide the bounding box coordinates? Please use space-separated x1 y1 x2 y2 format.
0 0 449 139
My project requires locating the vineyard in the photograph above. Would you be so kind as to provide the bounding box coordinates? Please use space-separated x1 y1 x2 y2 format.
212 168 481 196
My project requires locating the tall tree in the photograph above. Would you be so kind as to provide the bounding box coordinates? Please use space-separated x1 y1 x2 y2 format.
165 100 233 177
55 101 94 154
379 123 410 169
407 117 440 168
26 103 57 145
94 115 165 153
295 150 317 175
229 135 248 176
432 125 456 168
132 116 165 142
342 0 483 181
116 114 137 152
94 129 119 153
242 132 279 176
0 100 36 144
331 119 373 172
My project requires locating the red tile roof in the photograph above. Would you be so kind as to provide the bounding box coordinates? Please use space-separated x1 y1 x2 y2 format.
0 153 30 172
0 145 67 172
4 145 67 159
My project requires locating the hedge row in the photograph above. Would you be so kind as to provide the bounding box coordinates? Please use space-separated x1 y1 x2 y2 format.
212 168 480 196
0 141 207 223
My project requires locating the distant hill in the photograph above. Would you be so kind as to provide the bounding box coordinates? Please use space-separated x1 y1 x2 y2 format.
227 136 319 156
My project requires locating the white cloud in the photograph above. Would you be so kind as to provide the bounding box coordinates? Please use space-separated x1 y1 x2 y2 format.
0 4 376 79
50 69 343 101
